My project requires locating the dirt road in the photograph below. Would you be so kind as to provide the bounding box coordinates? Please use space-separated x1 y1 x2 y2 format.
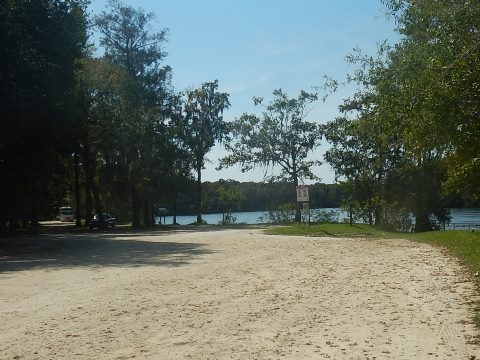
1 228 478 359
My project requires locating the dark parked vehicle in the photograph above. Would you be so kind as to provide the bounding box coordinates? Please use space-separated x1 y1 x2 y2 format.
89 213 116 229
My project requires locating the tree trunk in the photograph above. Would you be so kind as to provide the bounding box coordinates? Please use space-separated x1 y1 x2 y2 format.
91 181 104 227
413 158 431 233
30 194 39 227
79 82 92 226
414 212 432 232
83 144 104 227
89 153 104 227
143 202 150 227
131 185 141 228
367 197 373 225
349 201 353 226
143 191 154 227
196 158 203 223
74 147 82 227
142 191 148 226
82 145 93 225
374 208 381 226
293 175 301 223
172 194 178 225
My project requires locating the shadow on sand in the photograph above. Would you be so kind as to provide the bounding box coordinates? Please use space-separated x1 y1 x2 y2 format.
0 231 213 273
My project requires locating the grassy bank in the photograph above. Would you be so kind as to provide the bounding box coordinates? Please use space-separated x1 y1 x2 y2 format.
266 223 393 238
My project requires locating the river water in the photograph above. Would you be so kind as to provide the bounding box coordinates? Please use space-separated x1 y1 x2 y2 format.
158 208 480 229
447 208 480 230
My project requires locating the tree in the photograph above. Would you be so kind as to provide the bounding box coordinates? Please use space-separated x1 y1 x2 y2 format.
76 58 130 226
380 0 480 199
322 0 472 231
161 94 197 224
325 113 448 231
216 180 245 225
94 0 172 227
95 0 168 80
0 0 88 230
324 116 390 226
178 81 230 223
220 89 322 222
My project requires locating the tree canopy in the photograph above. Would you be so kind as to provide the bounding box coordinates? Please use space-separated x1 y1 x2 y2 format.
2 0 478 232
0 0 88 229
220 89 322 222
324 0 480 231
176 80 230 223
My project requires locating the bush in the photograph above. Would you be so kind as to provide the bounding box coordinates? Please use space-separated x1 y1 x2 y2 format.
310 209 339 223
259 204 295 224
218 212 237 225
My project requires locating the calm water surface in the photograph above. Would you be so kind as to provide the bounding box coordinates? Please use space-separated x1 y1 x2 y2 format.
447 208 480 230
159 208 480 228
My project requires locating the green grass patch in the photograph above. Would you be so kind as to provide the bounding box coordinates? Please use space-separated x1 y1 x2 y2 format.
266 223 394 238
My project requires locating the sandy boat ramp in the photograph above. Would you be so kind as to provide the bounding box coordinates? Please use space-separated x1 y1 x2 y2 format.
1 227 479 359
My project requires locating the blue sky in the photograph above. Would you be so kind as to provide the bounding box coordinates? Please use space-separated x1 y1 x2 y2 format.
89 0 398 184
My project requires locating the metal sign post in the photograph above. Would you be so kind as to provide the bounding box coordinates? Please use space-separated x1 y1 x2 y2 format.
302 202 310 225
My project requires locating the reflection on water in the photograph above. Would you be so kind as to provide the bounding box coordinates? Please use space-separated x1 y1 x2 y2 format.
158 208 480 229
158 211 266 225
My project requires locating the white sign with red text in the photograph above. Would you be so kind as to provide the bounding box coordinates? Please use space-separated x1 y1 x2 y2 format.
296 185 309 202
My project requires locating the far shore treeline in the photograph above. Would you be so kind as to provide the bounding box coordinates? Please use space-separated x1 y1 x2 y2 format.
177 181 346 216
1 0 479 232
174 180 476 217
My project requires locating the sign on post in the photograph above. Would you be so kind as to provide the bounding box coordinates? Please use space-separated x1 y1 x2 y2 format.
296 185 309 202
297 185 310 225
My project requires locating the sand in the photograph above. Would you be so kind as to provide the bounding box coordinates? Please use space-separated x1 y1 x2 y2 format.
0 227 479 359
